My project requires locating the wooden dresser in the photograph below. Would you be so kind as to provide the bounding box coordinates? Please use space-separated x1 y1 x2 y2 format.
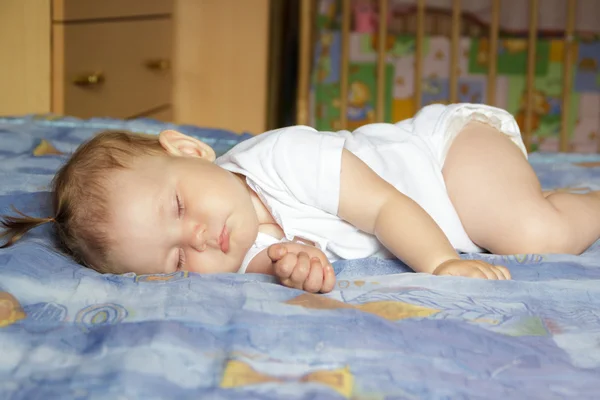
0 0 173 121
1 0 273 134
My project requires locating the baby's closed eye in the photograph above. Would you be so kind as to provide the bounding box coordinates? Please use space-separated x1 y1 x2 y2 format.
177 248 186 270
175 193 185 218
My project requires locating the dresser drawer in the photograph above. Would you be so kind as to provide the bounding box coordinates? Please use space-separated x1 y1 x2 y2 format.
52 19 172 119
53 0 173 21
131 106 173 122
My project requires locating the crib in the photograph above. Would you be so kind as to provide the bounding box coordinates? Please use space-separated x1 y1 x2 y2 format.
297 0 600 153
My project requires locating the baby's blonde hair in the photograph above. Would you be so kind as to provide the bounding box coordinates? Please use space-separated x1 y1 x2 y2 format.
1 130 166 273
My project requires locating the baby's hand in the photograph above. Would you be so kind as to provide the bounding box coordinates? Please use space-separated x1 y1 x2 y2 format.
433 259 511 280
267 243 336 293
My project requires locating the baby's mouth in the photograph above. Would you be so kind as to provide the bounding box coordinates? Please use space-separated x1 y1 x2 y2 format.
218 225 230 253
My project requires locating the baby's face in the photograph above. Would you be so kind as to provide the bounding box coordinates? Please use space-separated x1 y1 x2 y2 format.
106 153 259 276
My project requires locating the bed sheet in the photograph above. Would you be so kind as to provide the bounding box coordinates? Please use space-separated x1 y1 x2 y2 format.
1 116 600 400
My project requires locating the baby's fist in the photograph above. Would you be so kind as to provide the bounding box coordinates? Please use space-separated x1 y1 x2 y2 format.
267 243 336 293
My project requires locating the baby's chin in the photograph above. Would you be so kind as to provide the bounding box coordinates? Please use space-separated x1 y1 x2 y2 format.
189 251 247 275
221 251 247 274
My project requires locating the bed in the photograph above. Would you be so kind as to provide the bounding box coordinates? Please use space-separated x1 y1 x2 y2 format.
2 0 600 398
1 114 600 399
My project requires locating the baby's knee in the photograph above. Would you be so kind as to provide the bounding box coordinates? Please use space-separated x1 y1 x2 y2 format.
508 213 578 255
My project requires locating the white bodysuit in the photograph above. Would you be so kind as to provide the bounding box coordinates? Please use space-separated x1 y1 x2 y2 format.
215 103 527 273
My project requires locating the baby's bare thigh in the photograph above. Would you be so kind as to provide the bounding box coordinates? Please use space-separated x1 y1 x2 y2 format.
442 122 545 250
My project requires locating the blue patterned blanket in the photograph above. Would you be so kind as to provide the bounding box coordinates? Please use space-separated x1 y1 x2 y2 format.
1 116 599 399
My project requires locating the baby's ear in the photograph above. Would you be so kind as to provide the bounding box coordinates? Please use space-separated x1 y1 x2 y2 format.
158 130 216 161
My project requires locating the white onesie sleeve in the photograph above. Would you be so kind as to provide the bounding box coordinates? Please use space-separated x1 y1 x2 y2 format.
269 127 346 215
217 126 347 216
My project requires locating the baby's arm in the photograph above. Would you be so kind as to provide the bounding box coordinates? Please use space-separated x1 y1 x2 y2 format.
246 242 336 292
338 149 510 279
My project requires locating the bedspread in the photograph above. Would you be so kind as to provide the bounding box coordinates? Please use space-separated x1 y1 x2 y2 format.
1 116 599 399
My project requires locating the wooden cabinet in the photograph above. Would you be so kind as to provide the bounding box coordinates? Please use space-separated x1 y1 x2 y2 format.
0 0 271 133
0 0 174 120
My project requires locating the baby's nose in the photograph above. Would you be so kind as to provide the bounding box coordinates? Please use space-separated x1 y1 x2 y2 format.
190 223 207 251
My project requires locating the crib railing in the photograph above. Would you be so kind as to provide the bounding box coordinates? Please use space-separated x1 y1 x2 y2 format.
297 0 579 152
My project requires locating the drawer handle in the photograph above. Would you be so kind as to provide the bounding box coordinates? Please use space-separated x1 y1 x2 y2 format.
73 72 105 87
145 59 171 71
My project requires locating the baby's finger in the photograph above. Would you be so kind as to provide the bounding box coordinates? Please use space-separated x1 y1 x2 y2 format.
486 264 509 280
274 253 298 279
267 243 288 262
303 258 324 293
471 261 502 280
289 252 311 288
465 263 491 279
476 264 498 281
320 263 336 293
494 265 511 280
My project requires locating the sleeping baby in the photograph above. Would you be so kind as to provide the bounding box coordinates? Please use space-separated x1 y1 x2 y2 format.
4 103 600 293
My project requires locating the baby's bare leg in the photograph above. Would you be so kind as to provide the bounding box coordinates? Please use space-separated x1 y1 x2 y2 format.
442 121 600 255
